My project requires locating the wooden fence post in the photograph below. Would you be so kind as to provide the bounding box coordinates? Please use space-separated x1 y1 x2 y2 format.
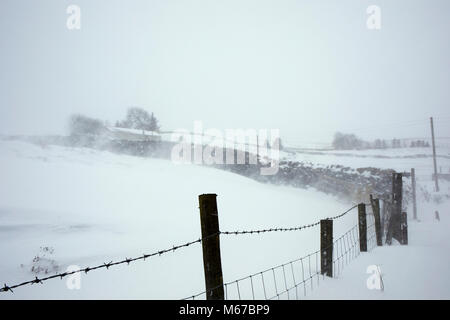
320 219 333 278
358 203 367 252
411 168 417 220
381 198 387 238
401 212 408 245
393 172 403 243
386 172 403 245
370 195 382 246
198 194 224 300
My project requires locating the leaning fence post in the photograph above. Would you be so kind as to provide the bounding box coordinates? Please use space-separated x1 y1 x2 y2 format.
198 194 224 300
320 219 333 277
381 198 387 237
370 195 382 246
358 203 367 252
389 172 403 244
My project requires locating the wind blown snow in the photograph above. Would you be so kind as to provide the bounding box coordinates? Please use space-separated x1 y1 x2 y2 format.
0 140 449 299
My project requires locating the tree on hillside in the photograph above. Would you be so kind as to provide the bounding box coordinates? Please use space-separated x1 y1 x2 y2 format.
116 107 160 132
148 112 160 132
69 114 104 136
391 138 401 148
332 132 365 150
374 139 382 149
410 140 430 148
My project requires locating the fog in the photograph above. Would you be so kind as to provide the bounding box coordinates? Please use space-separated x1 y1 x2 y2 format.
1 0 449 146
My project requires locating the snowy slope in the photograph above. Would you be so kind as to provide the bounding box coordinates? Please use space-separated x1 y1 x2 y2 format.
283 146 450 176
0 140 449 299
0 140 355 299
307 202 450 299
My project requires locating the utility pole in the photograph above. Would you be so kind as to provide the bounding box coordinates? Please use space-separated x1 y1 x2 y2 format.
256 134 260 166
430 117 439 192
411 168 417 220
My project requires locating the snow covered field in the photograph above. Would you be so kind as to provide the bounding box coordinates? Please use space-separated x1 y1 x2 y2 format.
0 140 356 299
284 147 450 174
283 147 450 196
0 140 449 299
307 203 450 299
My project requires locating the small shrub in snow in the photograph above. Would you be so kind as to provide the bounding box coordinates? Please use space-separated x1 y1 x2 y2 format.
22 246 60 275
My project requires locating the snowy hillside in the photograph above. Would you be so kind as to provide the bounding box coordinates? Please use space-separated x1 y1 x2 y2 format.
283 146 450 175
0 140 449 299
0 140 355 299
307 208 450 299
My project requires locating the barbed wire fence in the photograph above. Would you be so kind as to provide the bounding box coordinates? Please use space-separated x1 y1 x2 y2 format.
0 199 385 299
220 204 357 236
0 232 221 293
184 200 382 301
184 218 378 301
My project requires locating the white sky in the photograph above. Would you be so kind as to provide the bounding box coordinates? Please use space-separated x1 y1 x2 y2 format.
1 0 449 146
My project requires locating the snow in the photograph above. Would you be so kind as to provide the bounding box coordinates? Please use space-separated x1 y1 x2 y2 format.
107 126 160 137
283 146 450 184
0 140 354 299
0 140 449 299
307 200 450 299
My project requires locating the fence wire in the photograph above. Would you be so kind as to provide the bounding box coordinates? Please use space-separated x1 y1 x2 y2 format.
184 220 378 301
1 204 363 295
221 205 358 236
0 233 219 293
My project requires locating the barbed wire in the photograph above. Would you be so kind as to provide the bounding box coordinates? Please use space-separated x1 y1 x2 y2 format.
221 222 320 235
328 204 359 220
0 232 220 294
0 204 364 295
221 205 358 236
185 224 364 300
267 226 360 300
188 221 381 300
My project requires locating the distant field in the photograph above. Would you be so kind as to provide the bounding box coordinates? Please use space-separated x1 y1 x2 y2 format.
282 146 450 185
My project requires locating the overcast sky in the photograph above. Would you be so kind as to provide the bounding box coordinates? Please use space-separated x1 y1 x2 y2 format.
1 0 449 146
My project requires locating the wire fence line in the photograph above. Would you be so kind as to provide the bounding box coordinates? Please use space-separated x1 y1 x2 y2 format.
185 221 377 301
0 204 360 295
221 205 358 236
221 222 320 235
0 233 218 294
